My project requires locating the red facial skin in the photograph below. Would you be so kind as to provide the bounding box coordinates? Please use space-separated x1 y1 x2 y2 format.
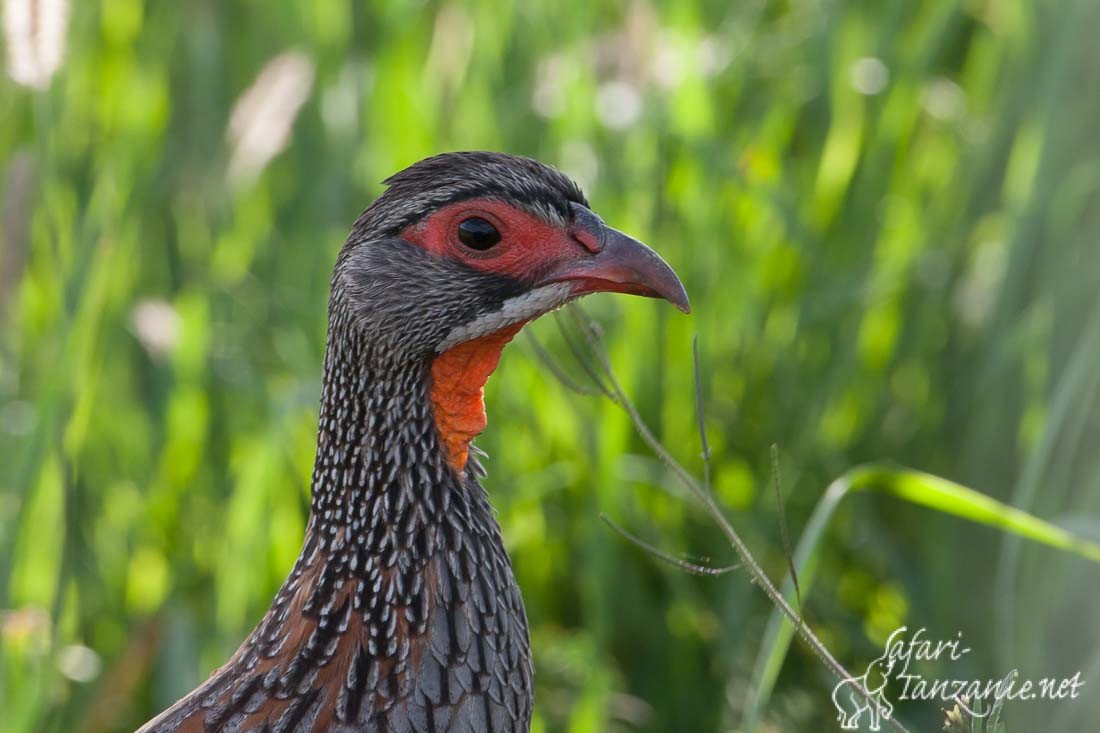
400 198 594 473
399 197 599 282
402 197 689 472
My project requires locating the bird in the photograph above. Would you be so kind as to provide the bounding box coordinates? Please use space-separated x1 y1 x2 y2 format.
138 151 689 733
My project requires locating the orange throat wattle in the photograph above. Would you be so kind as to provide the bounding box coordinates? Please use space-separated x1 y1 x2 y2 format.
429 322 526 472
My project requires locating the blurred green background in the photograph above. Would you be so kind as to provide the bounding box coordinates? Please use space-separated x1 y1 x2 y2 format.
2 0 1099 731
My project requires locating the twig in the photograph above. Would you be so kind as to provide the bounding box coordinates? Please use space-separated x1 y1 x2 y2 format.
771 444 803 615
692 336 712 493
553 310 615 399
565 304 910 733
524 330 604 395
601 514 738 577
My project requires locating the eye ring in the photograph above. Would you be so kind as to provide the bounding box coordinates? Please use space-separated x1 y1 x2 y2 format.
457 217 502 251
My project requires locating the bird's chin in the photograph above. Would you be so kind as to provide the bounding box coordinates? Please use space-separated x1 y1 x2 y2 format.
434 282 578 353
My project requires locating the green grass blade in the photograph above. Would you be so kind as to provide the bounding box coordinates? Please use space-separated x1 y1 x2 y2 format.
743 464 1100 732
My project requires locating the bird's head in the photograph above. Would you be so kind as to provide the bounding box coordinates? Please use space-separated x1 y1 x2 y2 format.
332 151 689 471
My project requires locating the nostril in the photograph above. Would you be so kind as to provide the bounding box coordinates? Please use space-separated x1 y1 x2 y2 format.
573 227 602 254
569 203 607 253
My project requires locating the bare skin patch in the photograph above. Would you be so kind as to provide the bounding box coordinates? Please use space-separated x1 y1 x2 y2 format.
429 322 526 472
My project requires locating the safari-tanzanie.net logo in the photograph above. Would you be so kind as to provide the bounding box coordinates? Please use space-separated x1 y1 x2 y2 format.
830 626 1085 731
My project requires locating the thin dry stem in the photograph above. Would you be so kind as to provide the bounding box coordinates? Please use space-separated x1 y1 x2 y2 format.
600 514 738 577
692 336 713 493
565 305 910 733
771 443 803 615
553 310 614 399
524 330 604 395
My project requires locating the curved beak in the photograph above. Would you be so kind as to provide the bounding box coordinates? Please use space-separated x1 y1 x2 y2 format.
542 205 691 313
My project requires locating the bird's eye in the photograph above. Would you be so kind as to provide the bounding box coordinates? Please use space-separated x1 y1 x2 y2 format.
457 217 501 251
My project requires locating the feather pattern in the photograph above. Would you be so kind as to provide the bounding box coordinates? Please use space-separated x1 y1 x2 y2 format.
140 299 532 733
140 152 596 733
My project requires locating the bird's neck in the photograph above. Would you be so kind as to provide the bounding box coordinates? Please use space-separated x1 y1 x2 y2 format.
307 306 453 542
142 305 534 730
300 302 490 608
249 302 531 720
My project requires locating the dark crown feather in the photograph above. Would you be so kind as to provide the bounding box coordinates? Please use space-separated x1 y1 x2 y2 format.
348 151 588 243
